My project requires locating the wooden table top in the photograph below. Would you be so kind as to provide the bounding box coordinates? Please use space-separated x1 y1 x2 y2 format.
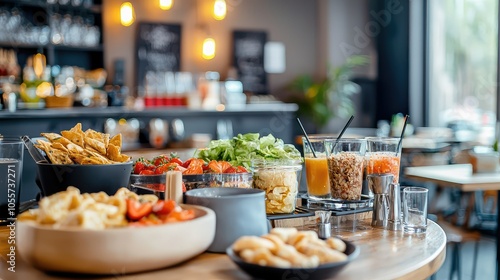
405 164 500 192
0 219 446 280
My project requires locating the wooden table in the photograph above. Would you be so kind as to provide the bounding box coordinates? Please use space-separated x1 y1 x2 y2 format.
405 163 500 279
0 219 445 280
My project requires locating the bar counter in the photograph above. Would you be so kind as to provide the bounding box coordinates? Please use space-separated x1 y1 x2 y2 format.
0 219 446 280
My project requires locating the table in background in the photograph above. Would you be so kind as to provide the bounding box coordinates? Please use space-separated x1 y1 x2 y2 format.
405 163 500 279
0 219 445 280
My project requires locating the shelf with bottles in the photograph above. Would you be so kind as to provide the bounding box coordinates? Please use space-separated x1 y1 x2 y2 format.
0 0 103 71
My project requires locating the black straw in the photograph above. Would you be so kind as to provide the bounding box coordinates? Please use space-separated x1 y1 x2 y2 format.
331 115 355 152
296 118 317 158
336 115 355 142
396 115 410 154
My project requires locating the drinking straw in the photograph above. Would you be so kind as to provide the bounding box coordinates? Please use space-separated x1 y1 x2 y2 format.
336 115 355 143
296 118 317 158
330 115 355 151
396 114 410 155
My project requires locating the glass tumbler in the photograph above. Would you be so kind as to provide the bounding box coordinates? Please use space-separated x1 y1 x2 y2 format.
325 138 366 201
302 136 332 200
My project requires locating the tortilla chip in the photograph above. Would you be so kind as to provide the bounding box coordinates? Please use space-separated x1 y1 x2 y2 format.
36 140 73 164
84 149 112 164
85 129 110 148
109 134 122 148
41 133 73 147
70 154 103 165
61 131 84 147
107 144 130 163
85 136 107 155
70 123 83 133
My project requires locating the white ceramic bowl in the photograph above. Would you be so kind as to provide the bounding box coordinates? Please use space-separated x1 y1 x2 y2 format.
16 204 215 275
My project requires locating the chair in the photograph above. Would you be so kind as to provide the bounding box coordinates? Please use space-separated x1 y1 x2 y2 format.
470 190 497 232
432 217 481 280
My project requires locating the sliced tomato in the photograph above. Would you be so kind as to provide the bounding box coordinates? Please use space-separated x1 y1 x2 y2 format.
163 209 196 223
152 200 177 215
207 160 232 173
183 158 205 175
237 166 248 173
126 199 153 221
223 166 238 173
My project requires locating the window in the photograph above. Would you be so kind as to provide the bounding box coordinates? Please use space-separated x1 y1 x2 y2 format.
427 0 498 144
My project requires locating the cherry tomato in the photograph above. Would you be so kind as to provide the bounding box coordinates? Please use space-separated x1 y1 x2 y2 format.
152 154 170 166
169 157 183 166
139 169 155 175
133 159 147 174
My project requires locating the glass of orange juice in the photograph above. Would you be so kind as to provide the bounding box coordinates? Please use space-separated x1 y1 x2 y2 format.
302 136 331 200
365 137 402 184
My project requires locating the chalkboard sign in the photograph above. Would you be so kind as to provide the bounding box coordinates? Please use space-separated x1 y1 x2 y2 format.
232 30 268 94
135 22 181 92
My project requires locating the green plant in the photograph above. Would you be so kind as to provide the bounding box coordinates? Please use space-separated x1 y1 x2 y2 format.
288 55 369 129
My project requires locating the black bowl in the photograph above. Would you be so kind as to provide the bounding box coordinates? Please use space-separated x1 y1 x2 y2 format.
36 161 133 197
226 239 359 280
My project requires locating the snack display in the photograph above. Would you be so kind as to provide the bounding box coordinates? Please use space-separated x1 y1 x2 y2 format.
252 160 302 214
231 228 348 268
35 123 130 164
327 152 365 200
18 186 195 229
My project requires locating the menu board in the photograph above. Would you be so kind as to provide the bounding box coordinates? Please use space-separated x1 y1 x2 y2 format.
232 30 268 95
135 22 181 91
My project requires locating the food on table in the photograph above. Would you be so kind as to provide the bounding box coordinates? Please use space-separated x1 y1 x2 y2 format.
130 154 252 191
327 152 365 200
232 227 348 268
195 133 303 169
132 153 248 175
17 187 195 229
253 162 301 214
365 152 401 183
35 123 130 164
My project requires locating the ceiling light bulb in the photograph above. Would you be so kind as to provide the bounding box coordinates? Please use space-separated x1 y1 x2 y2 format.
202 37 216 60
120 2 135 27
159 0 174 10
213 0 226 20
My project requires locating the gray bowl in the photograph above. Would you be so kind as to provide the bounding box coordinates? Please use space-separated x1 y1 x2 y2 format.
185 188 269 253
36 162 133 197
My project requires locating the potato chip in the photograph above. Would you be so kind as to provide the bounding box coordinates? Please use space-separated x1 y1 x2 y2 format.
273 186 288 195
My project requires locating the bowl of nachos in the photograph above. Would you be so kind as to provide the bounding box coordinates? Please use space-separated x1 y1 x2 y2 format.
32 123 133 196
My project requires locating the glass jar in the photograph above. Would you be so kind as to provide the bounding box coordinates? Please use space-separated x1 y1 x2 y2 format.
252 159 303 214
